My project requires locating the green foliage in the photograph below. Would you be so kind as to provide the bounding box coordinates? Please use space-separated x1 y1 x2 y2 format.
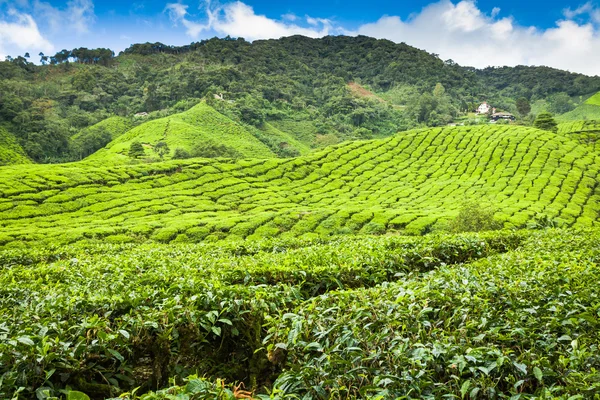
584 91 600 106
0 229 598 398
266 229 600 398
191 142 242 159
0 126 31 166
154 141 170 159
172 147 191 159
3 36 600 163
516 97 531 116
534 112 558 132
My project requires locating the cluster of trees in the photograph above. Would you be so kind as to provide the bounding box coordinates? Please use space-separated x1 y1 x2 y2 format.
1 35 599 163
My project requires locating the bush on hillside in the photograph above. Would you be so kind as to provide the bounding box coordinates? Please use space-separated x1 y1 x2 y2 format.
128 141 145 158
533 112 558 132
154 141 170 159
191 142 241 159
172 147 191 159
447 201 503 233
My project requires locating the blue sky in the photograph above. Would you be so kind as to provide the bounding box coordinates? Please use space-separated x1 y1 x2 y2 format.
1 0 600 75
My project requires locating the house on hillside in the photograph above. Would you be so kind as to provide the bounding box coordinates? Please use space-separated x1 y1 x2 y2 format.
476 102 492 114
491 112 515 122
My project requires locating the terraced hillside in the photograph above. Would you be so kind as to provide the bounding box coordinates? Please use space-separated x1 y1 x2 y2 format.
1 125 598 248
558 120 600 152
86 102 277 162
0 127 31 166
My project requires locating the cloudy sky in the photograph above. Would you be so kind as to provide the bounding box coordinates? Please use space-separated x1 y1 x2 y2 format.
1 0 600 75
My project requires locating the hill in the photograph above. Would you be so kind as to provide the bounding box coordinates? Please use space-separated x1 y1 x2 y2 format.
0 127 31 166
86 102 277 162
70 116 134 160
558 91 600 120
1 125 598 248
3 35 600 163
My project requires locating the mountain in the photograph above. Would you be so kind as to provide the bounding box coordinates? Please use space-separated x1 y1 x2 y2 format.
1 124 598 248
3 35 600 163
0 127 31 166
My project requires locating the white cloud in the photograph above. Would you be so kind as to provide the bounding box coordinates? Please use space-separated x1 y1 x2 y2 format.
0 8 53 58
281 13 297 22
165 3 208 37
165 0 334 40
563 2 600 23
34 0 96 35
354 0 600 75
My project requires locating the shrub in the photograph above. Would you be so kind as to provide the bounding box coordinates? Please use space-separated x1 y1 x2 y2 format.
128 141 145 158
533 112 558 132
447 201 503 233
191 142 241 159
172 147 191 159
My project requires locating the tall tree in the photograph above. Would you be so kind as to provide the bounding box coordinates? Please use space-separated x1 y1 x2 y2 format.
516 98 531 117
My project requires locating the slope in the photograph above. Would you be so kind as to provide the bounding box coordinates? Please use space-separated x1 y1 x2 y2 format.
1 125 599 248
86 102 276 162
0 127 31 166
558 91 600 120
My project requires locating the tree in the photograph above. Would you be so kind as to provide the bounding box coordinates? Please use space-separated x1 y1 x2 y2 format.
516 97 531 117
128 141 145 158
433 83 445 98
547 92 575 115
154 141 170 159
533 112 558 132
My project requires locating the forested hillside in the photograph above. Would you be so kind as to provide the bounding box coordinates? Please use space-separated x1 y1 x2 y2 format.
2 35 600 163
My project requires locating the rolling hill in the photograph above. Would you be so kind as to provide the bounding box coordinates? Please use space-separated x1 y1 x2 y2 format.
86 102 278 162
0 127 31 166
1 124 598 248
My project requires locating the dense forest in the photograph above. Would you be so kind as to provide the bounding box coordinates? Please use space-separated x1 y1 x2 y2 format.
1 35 600 163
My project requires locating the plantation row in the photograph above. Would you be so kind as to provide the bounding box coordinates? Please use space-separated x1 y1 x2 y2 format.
0 125 599 248
1 229 598 398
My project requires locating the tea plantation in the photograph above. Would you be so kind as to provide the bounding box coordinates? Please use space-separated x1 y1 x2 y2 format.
1 125 599 250
86 103 277 163
1 124 600 399
0 229 598 398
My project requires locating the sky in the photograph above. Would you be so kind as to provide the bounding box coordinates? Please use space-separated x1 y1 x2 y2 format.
1 0 600 75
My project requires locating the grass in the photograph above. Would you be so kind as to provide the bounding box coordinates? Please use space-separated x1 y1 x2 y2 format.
0 125 599 249
86 102 276 163
0 126 31 166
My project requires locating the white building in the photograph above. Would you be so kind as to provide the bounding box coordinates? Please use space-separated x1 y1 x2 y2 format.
476 102 491 114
